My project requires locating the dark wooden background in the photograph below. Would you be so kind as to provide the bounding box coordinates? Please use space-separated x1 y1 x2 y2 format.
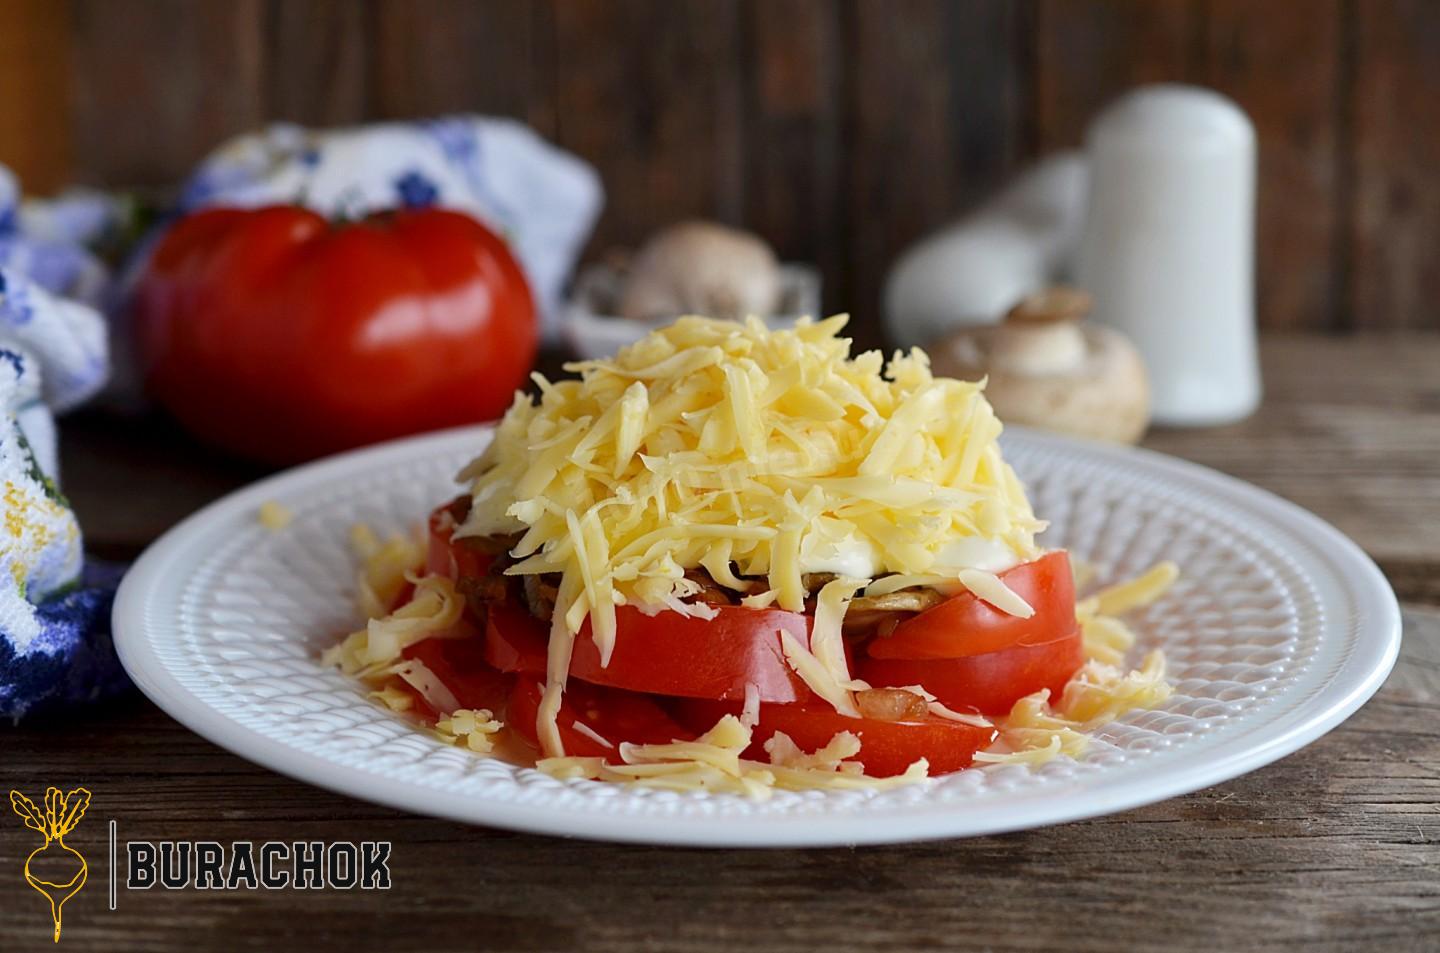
2 0 1438 345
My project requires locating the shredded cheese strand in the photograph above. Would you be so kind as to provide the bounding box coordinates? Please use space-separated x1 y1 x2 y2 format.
538 716 928 798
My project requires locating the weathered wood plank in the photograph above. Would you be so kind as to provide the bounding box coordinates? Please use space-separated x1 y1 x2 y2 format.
846 0 1028 349
371 0 550 131
67 0 266 187
1350 0 1440 331
0 0 72 192
263 0 371 125
547 0 744 256
1195 1 1344 331
1033 0 1194 151
3 609 1435 952
742 0 843 314
1141 334 1440 570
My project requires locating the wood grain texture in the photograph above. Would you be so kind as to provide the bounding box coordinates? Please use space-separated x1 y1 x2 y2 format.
845 0 1028 349
1195 1 1344 331
1033 0 1195 151
2 609 1435 952
263 0 371 125
67 0 266 187
548 0 744 256
1 1 1437 332
0 0 71 193
1141 333 1440 579
372 0 549 131
1350 0 1440 331
741 0 843 314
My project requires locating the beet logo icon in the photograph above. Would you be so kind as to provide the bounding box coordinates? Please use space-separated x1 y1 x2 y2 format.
10 787 90 942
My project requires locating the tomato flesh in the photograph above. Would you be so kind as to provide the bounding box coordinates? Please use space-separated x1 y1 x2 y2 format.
426 504 493 581
676 700 997 778
867 551 1076 660
570 606 816 702
483 597 549 673
401 630 511 714
859 626 1084 714
507 678 691 763
419 510 1084 772
483 596 818 704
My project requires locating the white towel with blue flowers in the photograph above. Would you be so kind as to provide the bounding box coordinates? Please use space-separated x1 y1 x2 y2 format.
175 116 603 335
1 163 119 719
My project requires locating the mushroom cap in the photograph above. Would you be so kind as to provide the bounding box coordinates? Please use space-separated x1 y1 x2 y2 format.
931 322 1151 445
618 220 781 322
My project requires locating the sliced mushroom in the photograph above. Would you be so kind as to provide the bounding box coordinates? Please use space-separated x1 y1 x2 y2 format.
847 588 947 615
856 688 930 722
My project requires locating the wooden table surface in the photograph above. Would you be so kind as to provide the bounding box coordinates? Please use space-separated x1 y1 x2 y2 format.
4 332 1438 952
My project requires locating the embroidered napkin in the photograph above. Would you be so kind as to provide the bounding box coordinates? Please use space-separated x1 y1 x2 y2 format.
0 165 119 721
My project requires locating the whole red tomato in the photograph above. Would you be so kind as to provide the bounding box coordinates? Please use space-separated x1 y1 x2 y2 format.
133 205 537 463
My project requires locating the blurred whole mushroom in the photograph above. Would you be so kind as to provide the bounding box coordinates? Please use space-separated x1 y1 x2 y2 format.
930 287 1150 444
618 220 781 321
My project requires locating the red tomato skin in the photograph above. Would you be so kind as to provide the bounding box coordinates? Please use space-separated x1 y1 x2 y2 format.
426 504 493 581
506 678 691 763
859 627 1084 714
484 598 549 674
569 606 817 703
676 700 997 778
483 598 820 704
134 205 538 464
867 552 1077 660
401 629 511 715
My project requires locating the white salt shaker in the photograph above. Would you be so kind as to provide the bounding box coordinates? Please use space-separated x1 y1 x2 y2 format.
1076 85 1261 425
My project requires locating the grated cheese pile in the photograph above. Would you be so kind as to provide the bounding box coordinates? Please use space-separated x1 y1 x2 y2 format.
454 315 1045 755
348 523 426 620
538 714 929 799
435 709 505 753
321 315 1185 792
322 523 439 677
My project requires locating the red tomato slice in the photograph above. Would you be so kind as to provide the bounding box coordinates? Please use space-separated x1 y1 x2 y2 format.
483 597 549 673
859 626 1084 714
484 597 818 704
426 502 493 581
401 630 511 714
675 699 997 777
866 551 1077 660
506 678 691 763
571 606 817 703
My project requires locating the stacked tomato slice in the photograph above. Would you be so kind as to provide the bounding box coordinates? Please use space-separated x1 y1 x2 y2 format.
389 505 1083 777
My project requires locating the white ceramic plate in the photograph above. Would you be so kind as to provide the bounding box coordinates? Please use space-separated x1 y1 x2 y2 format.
113 425 1401 847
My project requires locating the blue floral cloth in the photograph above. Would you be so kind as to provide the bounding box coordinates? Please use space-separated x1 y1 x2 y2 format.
173 116 603 336
0 164 120 722
0 167 115 312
